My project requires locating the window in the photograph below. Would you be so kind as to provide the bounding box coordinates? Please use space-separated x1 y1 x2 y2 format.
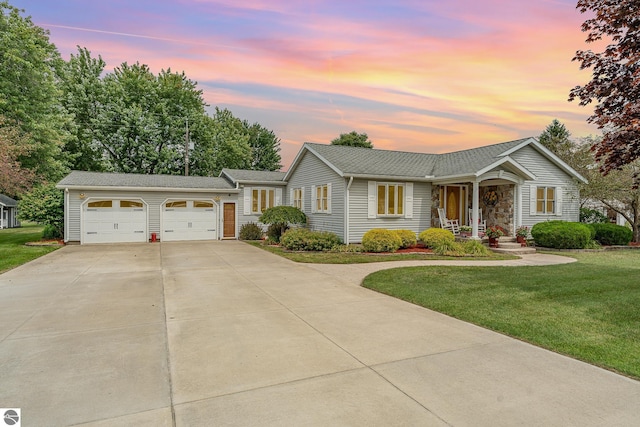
314 184 330 213
536 187 555 214
166 201 187 208
293 188 303 210
252 188 275 214
88 200 112 208
194 201 214 208
377 183 404 216
120 200 143 208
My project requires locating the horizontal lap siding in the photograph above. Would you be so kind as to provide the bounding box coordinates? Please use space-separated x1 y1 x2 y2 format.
511 146 581 227
286 152 345 239
348 180 431 243
237 186 287 230
65 189 238 242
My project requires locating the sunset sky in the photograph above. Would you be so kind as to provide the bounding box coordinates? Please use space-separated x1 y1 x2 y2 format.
13 0 599 169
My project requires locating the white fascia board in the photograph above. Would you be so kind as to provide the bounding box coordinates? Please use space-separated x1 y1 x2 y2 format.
347 173 433 182
235 180 287 186
475 156 536 181
55 185 240 193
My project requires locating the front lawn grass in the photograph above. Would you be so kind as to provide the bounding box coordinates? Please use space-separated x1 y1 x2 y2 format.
247 241 517 264
0 223 60 273
363 251 640 379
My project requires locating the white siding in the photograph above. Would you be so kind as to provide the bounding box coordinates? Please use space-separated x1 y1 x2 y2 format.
237 185 287 230
65 189 238 243
348 179 431 243
510 145 581 227
286 151 345 239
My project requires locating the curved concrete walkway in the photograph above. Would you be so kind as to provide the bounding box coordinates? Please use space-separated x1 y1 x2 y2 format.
0 242 637 426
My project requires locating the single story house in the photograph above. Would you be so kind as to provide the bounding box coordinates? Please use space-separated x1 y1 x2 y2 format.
57 137 587 244
0 194 20 229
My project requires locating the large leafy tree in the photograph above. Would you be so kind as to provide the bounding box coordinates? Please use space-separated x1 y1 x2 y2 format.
59 46 107 171
331 131 374 148
569 0 640 182
0 116 36 197
18 182 64 238
0 1 68 181
243 120 282 171
94 63 206 175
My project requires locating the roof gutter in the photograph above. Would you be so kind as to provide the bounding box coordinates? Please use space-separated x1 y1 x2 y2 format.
55 184 240 193
345 173 434 182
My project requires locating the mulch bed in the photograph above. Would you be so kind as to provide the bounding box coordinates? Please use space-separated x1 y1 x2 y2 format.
25 240 65 247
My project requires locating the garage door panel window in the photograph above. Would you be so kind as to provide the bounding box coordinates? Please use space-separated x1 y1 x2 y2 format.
194 200 214 208
120 200 143 208
166 200 187 208
88 200 112 208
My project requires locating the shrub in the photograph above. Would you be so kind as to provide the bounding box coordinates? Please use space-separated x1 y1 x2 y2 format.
331 244 365 253
267 223 288 243
432 240 466 256
18 183 64 238
394 229 417 249
280 228 342 251
463 240 490 256
42 223 63 240
418 228 455 248
531 221 592 249
589 223 633 246
580 207 609 224
362 228 403 253
259 206 307 243
239 222 264 240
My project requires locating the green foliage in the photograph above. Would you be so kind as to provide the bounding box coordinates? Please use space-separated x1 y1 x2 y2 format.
330 244 365 253
0 116 36 197
362 228 402 253
330 131 373 148
463 240 491 256
0 1 69 181
243 119 282 171
589 223 633 246
266 223 288 243
531 221 592 249
538 119 573 161
17 183 64 237
394 229 417 249
432 240 466 256
419 228 455 248
280 228 342 251
259 206 307 243
42 223 62 239
239 222 263 240
580 207 609 224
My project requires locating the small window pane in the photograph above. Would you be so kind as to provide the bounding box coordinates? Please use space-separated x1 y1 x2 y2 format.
388 185 396 215
537 201 544 213
88 200 112 208
547 188 555 200
166 201 186 208
252 190 259 212
537 188 544 199
260 190 267 212
194 201 213 208
120 200 143 208
398 186 404 215
378 185 386 215
268 190 274 209
547 201 554 213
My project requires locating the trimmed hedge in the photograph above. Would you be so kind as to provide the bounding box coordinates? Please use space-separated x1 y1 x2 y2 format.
280 228 342 251
362 228 403 253
239 222 263 240
418 228 455 248
531 221 592 249
589 223 633 246
394 229 417 249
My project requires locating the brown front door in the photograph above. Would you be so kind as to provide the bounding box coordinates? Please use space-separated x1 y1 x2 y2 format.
223 203 236 238
446 186 461 224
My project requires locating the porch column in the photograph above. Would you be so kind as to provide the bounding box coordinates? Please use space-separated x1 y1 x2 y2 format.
516 183 523 229
0 205 3 229
471 180 480 239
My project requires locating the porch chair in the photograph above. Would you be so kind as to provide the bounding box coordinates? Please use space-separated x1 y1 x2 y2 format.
437 207 460 235
468 208 487 234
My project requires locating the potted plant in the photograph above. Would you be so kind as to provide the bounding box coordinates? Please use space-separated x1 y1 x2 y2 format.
459 225 472 237
485 225 505 247
515 226 529 246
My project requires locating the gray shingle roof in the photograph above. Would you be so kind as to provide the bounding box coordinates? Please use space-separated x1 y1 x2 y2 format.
432 138 530 177
0 194 18 207
221 168 286 183
57 171 236 190
304 138 531 179
305 143 438 178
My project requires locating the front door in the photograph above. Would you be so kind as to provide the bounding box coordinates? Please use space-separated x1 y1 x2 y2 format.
446 186 461 224
223 203 236 238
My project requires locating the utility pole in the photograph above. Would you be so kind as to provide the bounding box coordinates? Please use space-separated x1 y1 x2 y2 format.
185 117 189 176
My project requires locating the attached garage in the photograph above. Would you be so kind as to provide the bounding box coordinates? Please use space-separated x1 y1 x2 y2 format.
82 199 147 244
161 199 217 242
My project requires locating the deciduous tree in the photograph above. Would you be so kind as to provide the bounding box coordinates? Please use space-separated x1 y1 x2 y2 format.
330 131 373 148
569 0 640 182
0 116 36 197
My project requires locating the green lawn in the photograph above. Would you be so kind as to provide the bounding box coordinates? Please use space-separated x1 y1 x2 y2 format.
247 241 517 264
0 223 61 273
363 251 640 379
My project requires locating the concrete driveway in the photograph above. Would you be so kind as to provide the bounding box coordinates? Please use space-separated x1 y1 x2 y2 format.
0 242 638 426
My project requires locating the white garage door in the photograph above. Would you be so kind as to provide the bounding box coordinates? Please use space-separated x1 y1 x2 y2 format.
162 200 217 242
83 199 147 244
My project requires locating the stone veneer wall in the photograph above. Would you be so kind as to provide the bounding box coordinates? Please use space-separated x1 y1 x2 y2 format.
431 186 441 228
481 185 514 235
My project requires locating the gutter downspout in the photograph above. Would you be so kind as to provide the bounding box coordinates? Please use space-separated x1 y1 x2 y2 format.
64 188 69 243
345 177 354 245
